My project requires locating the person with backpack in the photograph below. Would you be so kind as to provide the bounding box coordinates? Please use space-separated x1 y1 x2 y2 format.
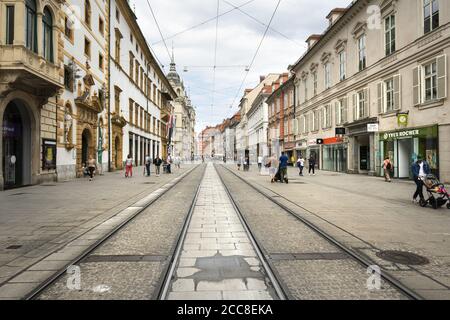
383 156 393 182
412 155 431 204
279 152 289 183
145 154 152 177
297 155 305 176
308 155 316 175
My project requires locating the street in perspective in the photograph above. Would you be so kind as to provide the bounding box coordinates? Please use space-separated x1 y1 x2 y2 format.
0 0 450 307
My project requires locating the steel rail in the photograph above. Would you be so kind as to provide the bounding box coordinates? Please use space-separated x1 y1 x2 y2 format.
218 164 424 301
25 165 202 300
214 164 291 300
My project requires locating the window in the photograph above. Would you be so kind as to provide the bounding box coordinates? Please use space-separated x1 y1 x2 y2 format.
99 18 104 36
114 86 122 114
335 98 347 125
64 65 74 92
353 89 368 120
115 31 122 63
324 63 331 89
413 56 448 105
313 110 320 131
135 104 139 126
6 6 15 45
424 61 437 102
322 105 332 129
116 8 120 21
424 0 439 34
42 7 53 62
303 79 308 102
64 16 73 41
99 53 104 71
339 51 346 81
358 34 366 71
385 79 395 111
129 99 134 124
129 53 134 77
85 0 91 28
84 37 91 58
385 15 396 56
313 72 318 96
25 0 37 53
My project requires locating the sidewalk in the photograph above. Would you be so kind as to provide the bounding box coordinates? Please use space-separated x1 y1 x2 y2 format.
227 164 450 299
0 165 195 287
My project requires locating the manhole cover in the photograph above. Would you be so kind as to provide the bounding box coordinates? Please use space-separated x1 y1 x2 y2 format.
6 245 22 250
41 184 57 187
376 250 429 265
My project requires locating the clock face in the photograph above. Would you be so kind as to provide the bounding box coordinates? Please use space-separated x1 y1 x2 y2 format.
399 115 407 123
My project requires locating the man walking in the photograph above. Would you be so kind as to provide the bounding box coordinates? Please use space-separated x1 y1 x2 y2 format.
166 153 173 174
297 155 305 176
154 156 162 177
145 154 151 177
279 152 289 183
412 155 430 204
308 155 316 175
258 155 263 171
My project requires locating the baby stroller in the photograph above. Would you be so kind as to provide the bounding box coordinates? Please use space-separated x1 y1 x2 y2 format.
420 174 450 209
274 167 289 184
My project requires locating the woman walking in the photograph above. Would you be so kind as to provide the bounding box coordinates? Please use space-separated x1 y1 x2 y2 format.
125 154 133 178
308 156 316 175
382 156 393 182
297 156 305 176
269 156 279 183
87 155 97 181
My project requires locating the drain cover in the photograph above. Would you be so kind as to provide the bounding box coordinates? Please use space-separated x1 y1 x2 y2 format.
41 184 57 187
143 182 156 185
10 193 31 196
376 250 429 265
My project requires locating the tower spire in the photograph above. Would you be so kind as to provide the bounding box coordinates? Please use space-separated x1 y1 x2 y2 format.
170 42 176 72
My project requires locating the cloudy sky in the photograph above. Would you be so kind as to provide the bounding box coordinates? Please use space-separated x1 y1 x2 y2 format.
133 0 351 133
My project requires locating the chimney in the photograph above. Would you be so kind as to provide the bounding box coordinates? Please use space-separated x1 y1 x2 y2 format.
306 34 322 49
326 8 346 26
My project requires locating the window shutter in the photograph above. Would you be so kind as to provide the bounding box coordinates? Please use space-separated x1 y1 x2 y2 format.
321 108 325 129
343 97 348 123
437 54 447 100
393 75 401 110
335 101 340 125
413 66 421 106
328 105 332 127
377 82 383 114
352 93 357 121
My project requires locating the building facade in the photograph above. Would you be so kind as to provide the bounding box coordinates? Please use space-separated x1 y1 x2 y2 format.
1 0 63 190
291 0 450 182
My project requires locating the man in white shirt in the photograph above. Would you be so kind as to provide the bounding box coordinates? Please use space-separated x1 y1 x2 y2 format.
258 156 263 170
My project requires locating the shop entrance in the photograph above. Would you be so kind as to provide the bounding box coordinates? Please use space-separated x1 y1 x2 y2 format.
2 101 32 189
81 129 91 166
398 138 412 178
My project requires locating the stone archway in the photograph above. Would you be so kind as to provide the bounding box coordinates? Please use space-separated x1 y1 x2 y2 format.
0 94 40 190
114 135 123 170
77 127 95 175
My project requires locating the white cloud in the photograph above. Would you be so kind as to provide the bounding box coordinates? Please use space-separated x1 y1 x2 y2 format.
132 0 351 133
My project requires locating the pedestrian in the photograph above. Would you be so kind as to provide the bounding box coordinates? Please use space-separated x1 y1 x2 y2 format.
145 154 152 177
125 154 133 178
238 156 243 171
167 153 173 174
154 156 162 176
412 155 431 204
268 156 278 183
258 155 263 171
279 152 289 183
245 156 250 172
297 155 305 176
87 155 97 181
308 155 316 175
176 156 181 169
382 156 393 182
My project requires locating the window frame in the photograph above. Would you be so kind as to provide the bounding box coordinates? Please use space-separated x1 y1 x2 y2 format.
358 34 367 71
384 14 396 56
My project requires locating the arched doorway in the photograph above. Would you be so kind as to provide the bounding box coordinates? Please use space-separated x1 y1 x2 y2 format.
2 101 32 189
115 136 120 169
81 129 91 166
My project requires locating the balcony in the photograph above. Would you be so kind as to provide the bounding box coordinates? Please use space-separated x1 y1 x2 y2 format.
0 45 62 98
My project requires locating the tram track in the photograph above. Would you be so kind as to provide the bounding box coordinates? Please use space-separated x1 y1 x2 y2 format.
26 164 204 300
216 164 422 300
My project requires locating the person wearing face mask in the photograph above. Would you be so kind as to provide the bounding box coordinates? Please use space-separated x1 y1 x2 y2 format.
411 155 431 204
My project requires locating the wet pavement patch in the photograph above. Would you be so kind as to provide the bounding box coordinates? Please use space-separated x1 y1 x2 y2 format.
376 250 430 266
180 253 265 291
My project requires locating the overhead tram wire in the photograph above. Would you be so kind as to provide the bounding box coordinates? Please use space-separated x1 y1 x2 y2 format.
151 0 257 46
146 0 172 62
221 0 303 48
229 0 282 110
211 0 220 114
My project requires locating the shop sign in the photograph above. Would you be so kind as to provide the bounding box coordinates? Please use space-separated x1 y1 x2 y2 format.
296 141 307 149
381 129 420 141
335 127 346 135
397 112 409 127
308 139 317 146
324 137 344 145
367 124 379 132
284 142 295 150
